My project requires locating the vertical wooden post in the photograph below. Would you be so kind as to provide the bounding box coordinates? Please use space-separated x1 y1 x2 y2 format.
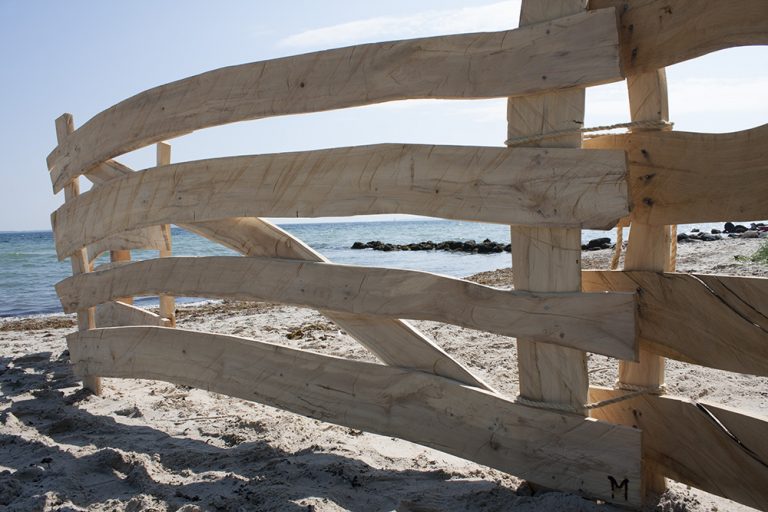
55 113 102 395
619 69 674 498
508 0 589 413
156 142 176 327
110 251 133 304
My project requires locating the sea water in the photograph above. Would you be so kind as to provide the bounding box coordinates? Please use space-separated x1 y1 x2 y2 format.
0 219 729 317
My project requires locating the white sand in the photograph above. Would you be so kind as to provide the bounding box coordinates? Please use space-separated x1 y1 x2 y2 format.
1 238 766 511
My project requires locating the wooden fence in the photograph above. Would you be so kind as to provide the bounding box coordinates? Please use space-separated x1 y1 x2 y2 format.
47 1 768 509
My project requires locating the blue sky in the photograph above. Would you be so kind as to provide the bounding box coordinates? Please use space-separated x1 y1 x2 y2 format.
1 1 766 231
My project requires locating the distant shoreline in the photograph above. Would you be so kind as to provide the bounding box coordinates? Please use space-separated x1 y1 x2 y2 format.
3 236 764 329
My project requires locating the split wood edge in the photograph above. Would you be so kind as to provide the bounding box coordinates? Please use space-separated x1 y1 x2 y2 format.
589 386 768 510
56 257 638 361
67 326 643 507
583 270 768 377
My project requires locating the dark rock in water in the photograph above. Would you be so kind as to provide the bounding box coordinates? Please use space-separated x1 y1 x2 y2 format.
677 233 689 242
724 222 735 233
351 242 367 249
698 233 721 242
504 244 511 252
691 228 700 233
585 237 612 250
711 229 721 234
734 224 748 233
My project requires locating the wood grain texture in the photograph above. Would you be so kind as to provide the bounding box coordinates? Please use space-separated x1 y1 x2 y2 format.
72 159 491 390
55 114 100 395
47 8 622 192
508 1 590 413
56 256 637 360
615 67 672 497
589 387 768 510
67 326 642 506
589 0 768 75
156 142 176 327
85 227 169 263
95 301 171 328
50 144 629 259
584 124 768 226
583 270 768 377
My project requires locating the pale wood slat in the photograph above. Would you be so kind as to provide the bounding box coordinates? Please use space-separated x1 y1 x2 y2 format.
583 270 768 377
56 257 637 360
590 0 768 75
584 124 768 226
68 326 643 507
47 8 622 192
589 387 768 510
51 144 629 259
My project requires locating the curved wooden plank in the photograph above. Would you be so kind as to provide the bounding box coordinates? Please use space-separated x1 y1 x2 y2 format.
47 8 622 192
590 0 768 75
86 226 169 263
589 387 768 510
67 326 642 506
584 124 768 225
56 256 637 360
583 271 768 376
85 161 492 390
50 144 629 259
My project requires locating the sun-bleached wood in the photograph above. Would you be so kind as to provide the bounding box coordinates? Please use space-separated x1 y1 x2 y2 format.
50 144 629 259
589 0 768 75
583 270 768 376
509 0 589 413
156 142 175 327
67 326 642 506
619 68 672 497
95 301 171 328
56 256 638 360
47 8 623 192
584 123 768 226
86 228 169 263
55 114 101 395
77 160 490 390
589 387 768 510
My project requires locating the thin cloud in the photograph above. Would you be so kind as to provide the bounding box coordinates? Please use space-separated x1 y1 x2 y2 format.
278 1 521 50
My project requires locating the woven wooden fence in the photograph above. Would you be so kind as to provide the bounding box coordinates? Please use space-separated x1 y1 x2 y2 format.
47 0 768 508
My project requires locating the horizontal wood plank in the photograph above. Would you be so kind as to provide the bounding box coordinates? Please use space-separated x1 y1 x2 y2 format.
95 301 171 328
584 124 768 225
47 8 622 192
73 160 492 391
86 226 170 263
590 0 768 74
589 387 768 510
583 270 768 376
51 144 629 258
57 257 637 360
67 326 642 506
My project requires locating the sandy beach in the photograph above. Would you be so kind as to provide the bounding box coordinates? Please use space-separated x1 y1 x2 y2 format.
2 237 767 511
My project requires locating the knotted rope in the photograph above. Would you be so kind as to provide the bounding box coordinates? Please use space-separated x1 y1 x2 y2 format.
504 119 673 147
515 381 667 413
